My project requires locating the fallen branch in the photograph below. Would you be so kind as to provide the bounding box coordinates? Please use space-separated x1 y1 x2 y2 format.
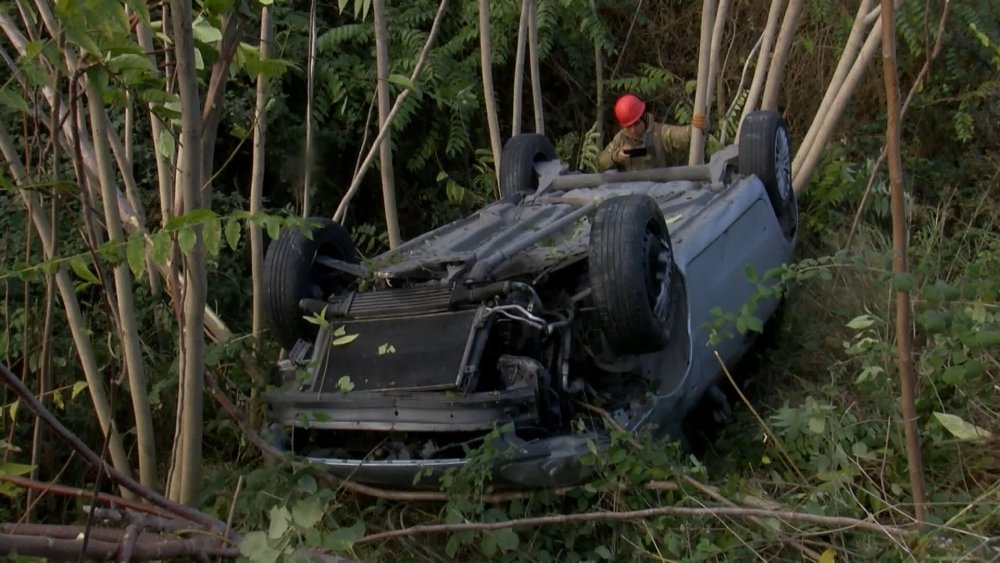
0 360 230 536
0 529 238 561
0 475 178 520
354 504 916 545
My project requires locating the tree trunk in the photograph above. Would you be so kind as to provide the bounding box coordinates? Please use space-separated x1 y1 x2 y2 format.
794 0 877 173
706 0 731 136
512 0 528 137
250 4 273 352
302 0 316 217
302 0 318 216
479 0 502 184
374 0 401 248
880 0 927 523
527 0 544 134
0 127 135 498
761 0 804 111
333 0 449 224
85 76 158 490
589 0 603 137
738 0 783 137
689 0 716 165
134 18 176 226
168 0 207 506
792 19 882 193
200 13 243 209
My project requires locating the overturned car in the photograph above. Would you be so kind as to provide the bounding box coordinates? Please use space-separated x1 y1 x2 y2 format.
261 111 798 488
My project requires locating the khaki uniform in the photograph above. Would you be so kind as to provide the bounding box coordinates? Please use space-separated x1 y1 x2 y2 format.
597 114 692 172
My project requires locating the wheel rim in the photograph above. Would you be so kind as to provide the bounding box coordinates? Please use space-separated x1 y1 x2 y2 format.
642 225 671 321
774 127 792 201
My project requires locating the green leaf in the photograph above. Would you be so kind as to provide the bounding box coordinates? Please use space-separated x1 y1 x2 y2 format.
807 416 826 434
151 231 170 266
744 315 763 333
744 263 758 283
192 16 223 43
846 315 876 330
71 381 88 400
268 505 291 539
225 218 242 251
0 87 30 113
178 228 197 255
891 272 916 292
157 129 175 161
388 73 414 90
337 0 349 13
933 412 992 441
107 53 155 74
24 40 45 59
595 545 613 560
69 256 98 284
204 218 222 257
968 330 1000 350
480 533 497 557
264 216 281 241
917 310 948 333
239 531 280 563
323 521 365 551
292 499 324 529
0 462 34 477
332 333 358 346
493 528 519 551
297 474 317 494
126 234 146 278
336 376 355 393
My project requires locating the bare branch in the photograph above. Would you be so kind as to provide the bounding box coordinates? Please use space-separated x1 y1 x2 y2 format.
0 360 231 535
354 504 916 546
333 0 449 223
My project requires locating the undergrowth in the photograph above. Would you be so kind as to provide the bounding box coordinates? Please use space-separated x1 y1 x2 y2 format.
206 195 1000 562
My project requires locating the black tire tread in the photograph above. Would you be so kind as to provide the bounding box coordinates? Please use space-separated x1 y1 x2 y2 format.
739 110 796 238
589 194 671 355
263 218 357 350
499 134 557 199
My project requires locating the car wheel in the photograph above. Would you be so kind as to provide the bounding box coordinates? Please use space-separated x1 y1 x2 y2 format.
589 194 673 355
263 217 358 350
499 133 557 199
739 110 797 239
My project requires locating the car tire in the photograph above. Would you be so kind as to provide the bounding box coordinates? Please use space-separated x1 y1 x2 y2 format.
499 133 557 199
739 111 797 239
263 217 358 350
589 194 674 355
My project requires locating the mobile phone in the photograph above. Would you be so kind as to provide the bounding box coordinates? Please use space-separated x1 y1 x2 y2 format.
624 146 648 157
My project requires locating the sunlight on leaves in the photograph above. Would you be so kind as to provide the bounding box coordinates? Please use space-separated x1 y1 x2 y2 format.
933 412 992 441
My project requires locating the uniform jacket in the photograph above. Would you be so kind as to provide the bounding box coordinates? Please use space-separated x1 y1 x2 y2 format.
597 114 691 172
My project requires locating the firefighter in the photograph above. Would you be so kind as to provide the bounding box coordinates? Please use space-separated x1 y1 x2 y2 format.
597 93 703 172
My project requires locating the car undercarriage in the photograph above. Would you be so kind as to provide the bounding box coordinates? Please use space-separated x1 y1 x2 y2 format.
262 111 797 488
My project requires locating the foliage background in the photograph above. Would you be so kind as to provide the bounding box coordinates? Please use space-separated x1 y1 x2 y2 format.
1 0 999 560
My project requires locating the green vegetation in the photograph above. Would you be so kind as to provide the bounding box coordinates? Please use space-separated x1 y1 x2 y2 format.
1 0 998 560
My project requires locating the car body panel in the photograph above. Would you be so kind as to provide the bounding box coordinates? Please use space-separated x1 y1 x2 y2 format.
264 141 796 489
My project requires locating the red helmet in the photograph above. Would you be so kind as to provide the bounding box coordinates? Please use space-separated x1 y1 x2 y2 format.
614 94 646 127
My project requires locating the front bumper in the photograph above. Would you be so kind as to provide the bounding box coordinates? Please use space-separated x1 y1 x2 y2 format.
265 387 539 432
305 433 607 489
